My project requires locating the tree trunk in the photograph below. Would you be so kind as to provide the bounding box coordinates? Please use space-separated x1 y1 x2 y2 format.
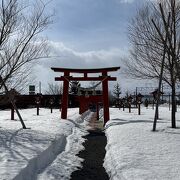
171 82 176 128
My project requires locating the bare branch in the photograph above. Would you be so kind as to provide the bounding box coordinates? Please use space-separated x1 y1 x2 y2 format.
0 0 53 90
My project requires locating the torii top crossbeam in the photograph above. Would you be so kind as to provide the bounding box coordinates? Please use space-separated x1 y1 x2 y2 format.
51 67 120 82
51 67 120 73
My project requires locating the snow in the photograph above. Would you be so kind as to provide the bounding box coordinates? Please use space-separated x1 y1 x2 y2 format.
1 105 180 180
37 126 86 180
104 106 180 180
0 108 93 180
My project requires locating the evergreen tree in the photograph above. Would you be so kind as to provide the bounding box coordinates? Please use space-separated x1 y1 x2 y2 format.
113 83 121 99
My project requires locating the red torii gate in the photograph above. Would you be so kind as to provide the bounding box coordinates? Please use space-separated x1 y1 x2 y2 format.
51 67 120 125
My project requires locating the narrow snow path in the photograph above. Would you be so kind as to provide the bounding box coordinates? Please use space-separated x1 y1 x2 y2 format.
37 111 94 180
71 130 109 180
71 112 109 180
37 126 88 180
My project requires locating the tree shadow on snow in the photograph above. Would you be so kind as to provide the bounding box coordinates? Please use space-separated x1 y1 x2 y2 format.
104 119 154 130
66 119 85 129
165 131 180 135
65 119 81 127
0 128 53 162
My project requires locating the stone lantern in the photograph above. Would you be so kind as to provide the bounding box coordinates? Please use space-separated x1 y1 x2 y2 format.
136 93 144 115
35 93 42 115
127 95 133 113
49 98 54 113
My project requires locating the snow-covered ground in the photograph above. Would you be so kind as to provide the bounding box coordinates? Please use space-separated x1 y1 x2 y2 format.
0 108 93 180
104 106 180 180
1 106 180 180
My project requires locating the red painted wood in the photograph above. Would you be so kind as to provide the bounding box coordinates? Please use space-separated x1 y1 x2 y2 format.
75 96 102 103
79 101 89 114
102 72 109 125
55 76 117 81
51 67 120 73
61 72 70 119
76 96 103 114
96 103 99 120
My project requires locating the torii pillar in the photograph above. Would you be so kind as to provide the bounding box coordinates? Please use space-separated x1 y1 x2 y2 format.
61 71 69 119
102 71 109 124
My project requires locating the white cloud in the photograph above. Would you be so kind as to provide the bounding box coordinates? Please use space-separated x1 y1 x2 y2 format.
44 41 127 69
115 0 135 4
34 41 148 94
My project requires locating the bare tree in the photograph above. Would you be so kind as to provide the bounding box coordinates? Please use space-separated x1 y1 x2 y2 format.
126 0 180 128
45 83 63 95
7 65 34 93
0 0 52 90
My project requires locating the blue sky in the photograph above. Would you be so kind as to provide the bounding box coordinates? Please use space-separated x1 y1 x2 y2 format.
46 0 141 51
33 0 153 93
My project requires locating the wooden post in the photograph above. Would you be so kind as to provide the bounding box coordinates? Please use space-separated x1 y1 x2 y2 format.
37 104 39 115
11 104 14 120
49 99 54 114
102 72 109 125
138 103 141 115
35 96 41 116
96 103 99 120
61 72 69 119
129 103 131 113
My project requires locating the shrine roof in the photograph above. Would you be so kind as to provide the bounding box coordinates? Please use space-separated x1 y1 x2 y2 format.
51 67 120 73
